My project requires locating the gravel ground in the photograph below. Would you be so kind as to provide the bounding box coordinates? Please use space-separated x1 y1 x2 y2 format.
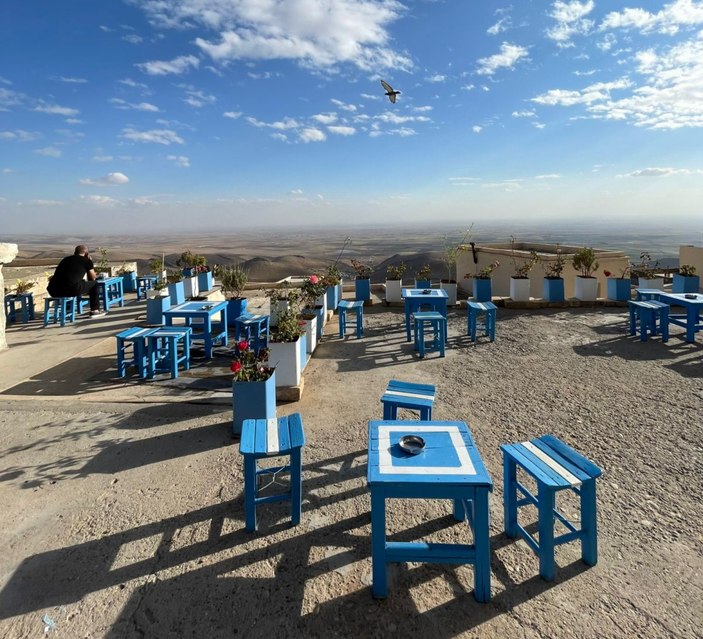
0 304 701 638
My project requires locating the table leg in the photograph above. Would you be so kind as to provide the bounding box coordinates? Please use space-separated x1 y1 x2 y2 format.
404 301 411 341
205 319 213 358
473 488 491 603
370 489 387 598
686 307 696 343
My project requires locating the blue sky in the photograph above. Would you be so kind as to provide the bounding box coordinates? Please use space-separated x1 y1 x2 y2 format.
1 0 702 233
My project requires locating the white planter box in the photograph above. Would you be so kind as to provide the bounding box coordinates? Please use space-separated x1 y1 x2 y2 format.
268 338 302 387
510 277 531 301
146 289 169 300
575 276 599 301
316 293 328 324
440 281 458 305
385 279 403 303
638 277 664 290
302 316 317 353
270 299 289 328
183 276 199 299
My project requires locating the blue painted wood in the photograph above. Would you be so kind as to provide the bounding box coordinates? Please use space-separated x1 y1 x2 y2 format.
43 297 76 327
146 326 192 379
233 313 269 355
167 281 186 305
338 299 364 338
635 288 662 301
240 413 306 531
658 292 703 343
197 271 213 292
500 435 602 581
115 327 158 378
672 273 699 294
5 293 35 323
606 278 630 301
355 278 371 301
313 305 325 340
467 301 497 342
232 372 276 436
412 311 446 357
380 379 436 420
628 300 669 342
473 278 492 302
543 277 565 302
136 276 157 301
325 285 339 310
367 420 492 601
401 288 448 342
299 333 307 370
96 276 125 311
122 271 137 293
163 300 228 358
146 295 171 326
414 279 431 289
226 298 248 326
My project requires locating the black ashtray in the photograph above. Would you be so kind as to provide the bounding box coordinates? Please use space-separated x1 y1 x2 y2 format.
422 289 431 294
684 294 698 299
399 435 425 455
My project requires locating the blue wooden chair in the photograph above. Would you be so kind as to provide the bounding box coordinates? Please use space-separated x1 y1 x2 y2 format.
115 327 157 378
628 300 669 342
467 301 497 342
146 326 192 379
380 379 436 420
412 311 446 357
500 435 602 581
43 297 76 327
233 313 270 355
338 300 364 338
240 414 306 532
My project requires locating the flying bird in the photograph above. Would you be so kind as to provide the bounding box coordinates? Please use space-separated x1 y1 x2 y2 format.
380 80 400 103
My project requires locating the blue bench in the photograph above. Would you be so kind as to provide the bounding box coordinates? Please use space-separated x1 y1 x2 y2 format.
240 413 306 532
412 311 446 357
380 380 436 420
628 300 669 342
146 326 192 379
115 327 157 378
338 300 364 338
43 297 76 327
467 301 497 342
500 435 602 581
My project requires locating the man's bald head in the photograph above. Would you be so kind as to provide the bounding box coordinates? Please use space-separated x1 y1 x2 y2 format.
74 245 88 256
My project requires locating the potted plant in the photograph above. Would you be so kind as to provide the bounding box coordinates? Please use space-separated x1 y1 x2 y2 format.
572 246 599 301
94 247 111 279
166 269 186 305
266 284 298 329
267 307 305 388
116 263 137 292
385 262 406 304
300 275 326 352
441 227 472 306
197 266 213 293
630 252 662 290
543 246 566 303
230 340 275 436
604 265 631 302
351 258 373 302
146 280 170 325
14 279 35 295
414 263 433 289
465 260 499 302
323 265 341 311
672 264 699 294
177 250 206 297
509 238 538 302
218 264 249 325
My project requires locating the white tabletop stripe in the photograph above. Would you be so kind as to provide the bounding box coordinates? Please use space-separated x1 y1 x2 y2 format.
521 441 581 486
266 418 279 454
384 390 435 401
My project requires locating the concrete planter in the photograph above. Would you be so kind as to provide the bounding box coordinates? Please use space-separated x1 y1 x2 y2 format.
183 276 199 299
197 271 213 292
385 279 403 303
575 276 598 301
607 278 630 301
440 281 457 305
325 285 339 311
299 334 307 371
121 271 137 293
316 293 328 324
543 278 565 302
227 298 248 326
167 281 185 305
268 338 303 387
232 372 276 436
146 294 170 325
355 278 371 301
638 277 664 290
301 315 318 353
473 278 492 302
510 277 531 302
672 274 699 294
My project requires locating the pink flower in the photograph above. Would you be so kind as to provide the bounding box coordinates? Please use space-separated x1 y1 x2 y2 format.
309 275 319 284
230 361 242 374
237 340 249 352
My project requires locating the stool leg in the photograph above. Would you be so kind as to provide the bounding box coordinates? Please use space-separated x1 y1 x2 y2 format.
639 309 649 342
382 403 391 420
628 305 636 336
370 489 387 599
290 447 302 526
580 479 598 567
439 321 445 357
660 308 669 342
418 322 425 358
420 406 431 420
244 456 258 532
473 489 491 603
338 310 345 338
538 486 556 581
356 309 363 338
503 455 518 538
470 311 477 342
490 310 496 341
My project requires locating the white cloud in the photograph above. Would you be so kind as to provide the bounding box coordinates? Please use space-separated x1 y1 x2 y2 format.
535 174 561 179
168 155 190 167
271 132 288 142
546 1 595 47
488 17 511 36
223 111 243 119
119 78 149 90
299 127 326 143
290 189 304 195
182 88 216 107
532 78 632 106
121 128 184 145
512 110 536 118
620 167 696 177
414 105 433 112
472 125 483 133
123 34 144 44
476 42 529 75
600 0 703 35
34 103 79 117
110 98 159 112
0 87 25 109
35 146 62 157
371 113 430 124
328 125 355 136
331 98 357 112
136 54 200 76
425 74 446 83
58 76 88 83
2 168 15 173
312 112 338 125
0 129 40 141
80 172 130 186
80 194 119 206
533 122 546 129
29 199 62 205
246 116 300 130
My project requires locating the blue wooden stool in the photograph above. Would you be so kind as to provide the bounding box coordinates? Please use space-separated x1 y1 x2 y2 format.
380 379 436 420
43 297 76 327
412 311 446 357
628 300 669 342
338 300 364 338
115 327 157 378
635 288 662 301
136 276 157 301
5 293 35 323
234 313 270 355
467 301 497 342
146 326 192 379
240 413 306 532
500 435 602 581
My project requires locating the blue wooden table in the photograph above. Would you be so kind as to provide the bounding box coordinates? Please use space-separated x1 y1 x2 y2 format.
163 300 228 358
658 292 703 343
401 288 448 342
367 420 493 601
96 276 125 312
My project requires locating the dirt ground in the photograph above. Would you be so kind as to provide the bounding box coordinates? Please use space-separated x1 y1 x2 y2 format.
0 303 701 638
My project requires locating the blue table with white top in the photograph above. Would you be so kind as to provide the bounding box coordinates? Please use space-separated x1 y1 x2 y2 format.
163 300 228 358
367 420 493 601
401 288 448 342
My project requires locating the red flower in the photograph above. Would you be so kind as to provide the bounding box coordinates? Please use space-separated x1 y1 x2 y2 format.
309 275 319 284
230 361 242 374
237 340 249 351
604 270 612 277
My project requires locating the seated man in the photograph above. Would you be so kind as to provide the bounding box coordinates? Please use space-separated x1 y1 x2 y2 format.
47 245 104 317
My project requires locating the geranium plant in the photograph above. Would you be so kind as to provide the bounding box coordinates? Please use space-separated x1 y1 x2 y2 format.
350 258 373 280
301 274 326 309
230 340 273 382
466 260 499 280
603 264 630 279
271 308 305 342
